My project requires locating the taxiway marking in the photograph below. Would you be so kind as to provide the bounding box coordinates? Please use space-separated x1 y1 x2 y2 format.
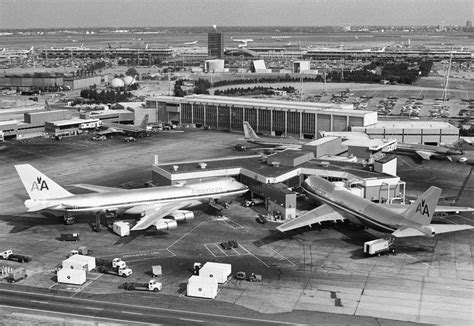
180 317 204 323
0 287 313 325
122 310 142 315
84 306 103 311
30 300 49 304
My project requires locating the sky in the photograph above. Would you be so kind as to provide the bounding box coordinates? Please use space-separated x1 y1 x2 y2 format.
0 0 472 29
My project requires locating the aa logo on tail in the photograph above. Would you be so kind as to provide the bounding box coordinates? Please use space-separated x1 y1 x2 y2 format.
31 177 49 191
415 199 430 216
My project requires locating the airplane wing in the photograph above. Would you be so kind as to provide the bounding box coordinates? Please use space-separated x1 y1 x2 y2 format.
392 224 473 237
277 204 345 232
71 184 128 193
97 128 123 136
415 150 433 160
130 201 194 231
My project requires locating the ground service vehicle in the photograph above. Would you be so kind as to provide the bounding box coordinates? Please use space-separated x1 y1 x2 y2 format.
235 271 262 282
7 268 27 283
220 242 231 250
97 265 133 277
69 246 92 256
243 198 264 207
364 238 395 256
59 233 80 241
123 137 136 142
0 250 32 263
96 258 127 269
123 280 162 292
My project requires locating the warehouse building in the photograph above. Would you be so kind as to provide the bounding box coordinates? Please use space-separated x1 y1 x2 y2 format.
351 120 459 145
145 95 376 139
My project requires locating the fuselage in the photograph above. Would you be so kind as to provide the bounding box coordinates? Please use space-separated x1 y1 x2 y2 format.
26 178 248 213
301 176 421 233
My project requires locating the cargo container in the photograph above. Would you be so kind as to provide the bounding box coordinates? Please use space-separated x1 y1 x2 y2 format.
112 221 130 237
198 262 231 284
186 275 218 299
57 268 86 285
7 267 27 283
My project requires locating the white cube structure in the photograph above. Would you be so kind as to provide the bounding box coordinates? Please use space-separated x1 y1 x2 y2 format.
57 268 86 285
186 275 218 299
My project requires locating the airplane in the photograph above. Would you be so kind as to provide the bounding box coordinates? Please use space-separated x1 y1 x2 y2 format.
243 121 308 149
97 115 152 137
184 40 199 45
0 46 33 60
395 140 468 163
231 37 253 48
14 164 248 231
277 175 473 239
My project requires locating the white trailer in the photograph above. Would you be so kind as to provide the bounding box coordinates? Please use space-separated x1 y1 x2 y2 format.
187 275 218 299
67 255 96 271
364 238 394 256
57 268 86 285
198 262 231 284
113 221 130 237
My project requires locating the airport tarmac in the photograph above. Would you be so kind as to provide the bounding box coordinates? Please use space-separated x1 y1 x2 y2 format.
0 129 473 325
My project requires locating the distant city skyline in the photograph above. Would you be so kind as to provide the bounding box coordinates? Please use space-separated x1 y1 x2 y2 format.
0 0 472 29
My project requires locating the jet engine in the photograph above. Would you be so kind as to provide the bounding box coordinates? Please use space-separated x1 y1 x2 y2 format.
419 225 435 237
153 219 178 231
170 210 194 222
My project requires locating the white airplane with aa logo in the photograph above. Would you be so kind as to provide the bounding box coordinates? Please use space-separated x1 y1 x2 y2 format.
277 175 473 238
15 164 248 231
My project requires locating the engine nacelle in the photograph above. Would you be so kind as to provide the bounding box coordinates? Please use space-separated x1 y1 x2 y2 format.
153 219 178 231
419 225 436 237
170 210 194 222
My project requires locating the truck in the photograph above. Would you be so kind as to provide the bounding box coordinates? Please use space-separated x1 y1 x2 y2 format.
0 250 32 263
363 238 395 256
6 267 27 283
97 265 133 277
59 233 80 241
96 258 128 269
122 279 162 292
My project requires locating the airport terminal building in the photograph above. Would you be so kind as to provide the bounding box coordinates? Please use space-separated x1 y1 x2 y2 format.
145 95 377 138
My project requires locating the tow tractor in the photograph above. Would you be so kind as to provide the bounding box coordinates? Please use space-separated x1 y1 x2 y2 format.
235 271 262 282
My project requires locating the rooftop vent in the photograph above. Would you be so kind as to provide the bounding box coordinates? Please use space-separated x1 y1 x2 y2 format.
172 165 179 171
198 162 207 169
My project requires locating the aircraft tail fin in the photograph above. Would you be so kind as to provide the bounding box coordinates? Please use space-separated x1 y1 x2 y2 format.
44 100 51 111
140 114 149 130
402 186 441 225
15 164 72 200
243 121 259 140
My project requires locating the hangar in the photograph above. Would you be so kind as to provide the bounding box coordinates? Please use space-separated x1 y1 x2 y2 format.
145 95 377 139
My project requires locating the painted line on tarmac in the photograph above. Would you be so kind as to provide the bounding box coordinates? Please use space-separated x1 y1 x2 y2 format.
180 317 204 323
0 304 152 326
266 247 296 266
0 288 300 325
166 217 211 250
122 310 142 315
84 306 103 311
239 244 270 268
30 300 49 304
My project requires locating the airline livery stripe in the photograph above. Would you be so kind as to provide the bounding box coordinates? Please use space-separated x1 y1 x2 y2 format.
308 191 397 233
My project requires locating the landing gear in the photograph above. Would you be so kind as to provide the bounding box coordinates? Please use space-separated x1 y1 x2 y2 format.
63 212 75 225
94 212 101 232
